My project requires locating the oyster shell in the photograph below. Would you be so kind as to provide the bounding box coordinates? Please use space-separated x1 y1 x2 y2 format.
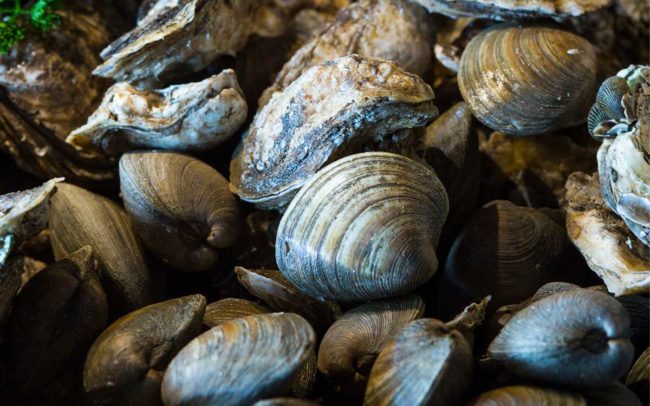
0 178 61 241
67 70 247 154
231 55 437 210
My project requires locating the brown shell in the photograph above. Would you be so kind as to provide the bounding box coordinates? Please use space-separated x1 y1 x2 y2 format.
458 25 597 136
203 298 270 328
0 178 61 241
469 386 586 405
230 55 437 210
626 347 649 403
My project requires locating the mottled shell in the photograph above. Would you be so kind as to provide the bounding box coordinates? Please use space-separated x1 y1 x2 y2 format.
120 151 239 272
458 25 597 136
230 55 438 209
161 313 315 406
469 386 586 406
488 288 634 386
49 183 154 313
260 0 434 103
317 295 425 395
445 200 568 308
276 152 448 301
203 298 270 328
0 178 61 241
68 71 247 154
84 295 206 405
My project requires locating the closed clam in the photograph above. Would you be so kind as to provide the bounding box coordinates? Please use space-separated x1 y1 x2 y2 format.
230 55 438 209
276 152 448 301
469 385 587 406
458 25 597 136
120 151 239 272
162 313 315 406
363 297 489 406
317 295 425 395
84 295 206 405
488 288 635 387
203 298 270 328
626 347 649 404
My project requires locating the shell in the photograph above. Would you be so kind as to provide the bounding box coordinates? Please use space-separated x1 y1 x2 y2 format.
161 313 315 406
119 151 240 272
584 382 645 406
276 152 448 301
587 76 630 138
565 172 650 295
84 295 206 405
254 399 320 406
230 55 438 210
444 200 568 309
67 71 247 154
317 295 425 395
363 298 489 406
259 0 434 103
203 298 270 328
235 266 341 333
626 347 649 400
49 182 154 313
2 246 107 395
488 288 635 387
469 386 586 405
458 25 597 136
94 0 266 84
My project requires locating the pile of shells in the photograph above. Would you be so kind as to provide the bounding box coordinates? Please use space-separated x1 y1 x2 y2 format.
0 0 648 405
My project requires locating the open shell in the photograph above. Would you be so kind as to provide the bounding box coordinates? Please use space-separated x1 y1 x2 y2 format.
276 152 448 301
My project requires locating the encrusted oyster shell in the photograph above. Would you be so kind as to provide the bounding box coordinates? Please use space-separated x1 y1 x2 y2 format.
230 55 437 210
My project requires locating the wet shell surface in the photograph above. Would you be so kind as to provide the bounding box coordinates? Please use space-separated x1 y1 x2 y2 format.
276 152 448 301
0 178 62 240
203 298 270 328
120 151 240 272
230 55 438 210
161 313 315 406
458 25 597 136
469 385 587 405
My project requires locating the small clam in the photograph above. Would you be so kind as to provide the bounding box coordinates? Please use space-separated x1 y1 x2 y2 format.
203 298 270 328
161 313 315 406
469 385 586 405
230 55 438 210
276 152 448 301
120 151 239 272
84 295 206 405
588 75 632 138
444 200 568 309
488 288 635 387
626 347 649 405
317 295 425 395
2 246 107 395
363 297 489 406
458 25 597 135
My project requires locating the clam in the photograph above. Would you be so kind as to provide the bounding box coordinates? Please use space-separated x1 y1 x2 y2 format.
259 0 434 104
254 399 320 406
67 70 247 154
317 295 425 395
84 295 206 405
3 246 107 396
235 266 341 333
588 75 632 138
584 382 645 406
203 298 270 328
161 313 315 406
49 182 154 313
444 200 569 309
469 385 587 405
488 288 635 387
363 297 489 406
119 151 239 272
276 152 448 301
230 55 438 210
458 25 597 136
565 172 650 295
626 347 649 405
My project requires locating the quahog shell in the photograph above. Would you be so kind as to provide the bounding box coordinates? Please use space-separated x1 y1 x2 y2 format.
469 385 586 405
276 152 448 301
203 298 270 328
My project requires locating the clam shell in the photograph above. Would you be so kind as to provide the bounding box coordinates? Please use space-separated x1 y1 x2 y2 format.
49 182 154 313
625 347 649 403
203 298 270 328
276 152 448 301
254 399 320 406
161 313 315 406
587 76 630 138
230 55 438 210
469 385 586 406
488 288 635 387
458 25 597 136
120 151 240 272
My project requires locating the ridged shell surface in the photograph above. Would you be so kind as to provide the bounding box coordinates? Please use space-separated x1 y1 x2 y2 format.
469 386 586 406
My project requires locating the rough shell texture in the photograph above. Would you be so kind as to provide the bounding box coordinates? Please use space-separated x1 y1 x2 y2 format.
120 151 239 272
588 76 631 138
161 313 315 406
49 182 154 313
565 172 650 295
84 295 206 405
469 385 586 405
68 70 247 154
317 295 425 394
230 55 438 210
94 0 264 84
203 298 270 328
0 178 61 240
259 0 434 104
488 288 634 386
276 152 448 301
458 25 597 136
